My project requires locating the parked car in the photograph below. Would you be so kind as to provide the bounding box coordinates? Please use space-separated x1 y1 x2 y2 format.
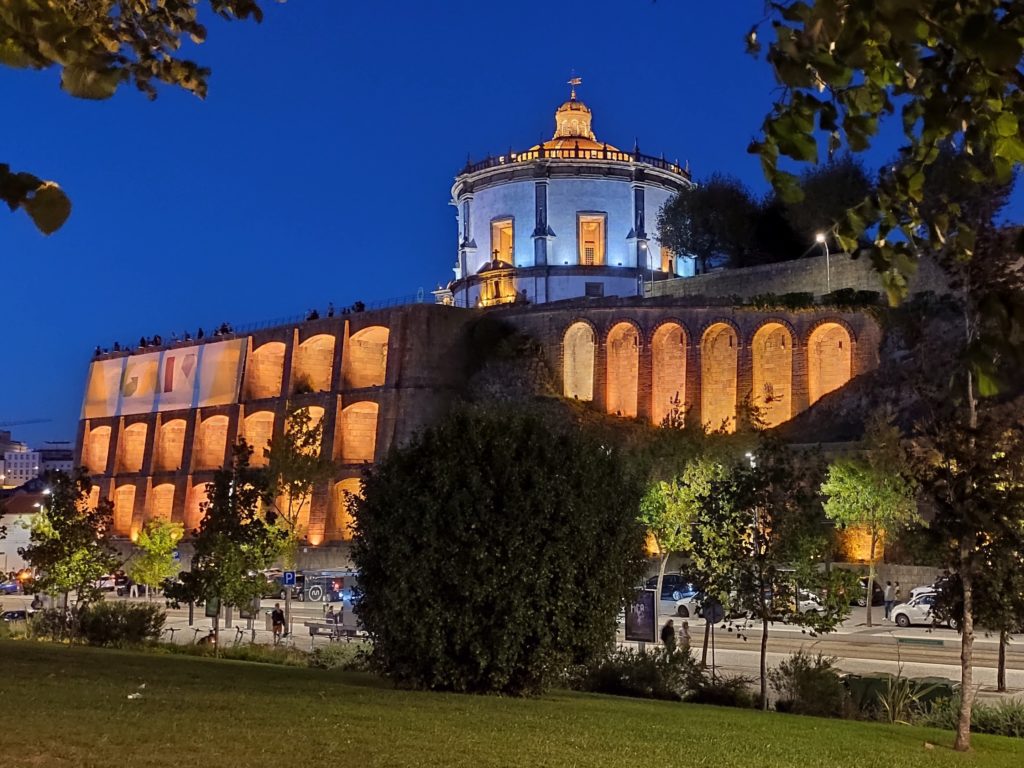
645 574 699 601
1 609 31 622
798 590 826 614
851 578 885 607
660 591 703 618
891 591 960 630
94 574 117 591
0 580 20 595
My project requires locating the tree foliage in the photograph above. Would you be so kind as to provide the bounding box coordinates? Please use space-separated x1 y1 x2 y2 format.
750 0 1024 303
821 413 918 626
183 443 285 611
265 404 335 566
127 518 184 595
18 469 120 607
352 408 648 695
0 0 266 233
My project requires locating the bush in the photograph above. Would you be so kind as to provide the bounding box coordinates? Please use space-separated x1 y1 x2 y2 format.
153 642 310 667
919 696 1024 738
687 674 757 708
580 648 702 701
769 650 846 717
78 602 165 646
26 608 80 642
352 409 648 695
309 643 369 671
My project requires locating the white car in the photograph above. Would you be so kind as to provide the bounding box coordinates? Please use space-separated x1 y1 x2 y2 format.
660 593 701 618
798 590 825 614
891 591 960 630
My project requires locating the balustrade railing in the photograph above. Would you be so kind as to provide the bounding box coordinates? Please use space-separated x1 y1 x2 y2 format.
461 144 689 178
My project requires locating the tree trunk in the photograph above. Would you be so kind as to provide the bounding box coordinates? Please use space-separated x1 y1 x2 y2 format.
866 532 877 627
701 618 711 667
760 613 769 711
998 630 1007 693
954 543 974 752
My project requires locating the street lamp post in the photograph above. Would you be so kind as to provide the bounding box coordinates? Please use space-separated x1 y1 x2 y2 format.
639 240 654 297
815 232 831 295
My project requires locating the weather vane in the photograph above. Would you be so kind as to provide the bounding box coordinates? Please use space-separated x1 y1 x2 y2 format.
568 73 581 100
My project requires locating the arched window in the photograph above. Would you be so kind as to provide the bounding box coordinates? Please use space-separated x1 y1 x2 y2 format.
808 323 852 404
751 323 794 428
701 323 738 433
562 322 595 401
606 323 639 418
651 323 687 426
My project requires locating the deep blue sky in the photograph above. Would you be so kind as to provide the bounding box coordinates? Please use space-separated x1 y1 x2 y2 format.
1 0 1018 447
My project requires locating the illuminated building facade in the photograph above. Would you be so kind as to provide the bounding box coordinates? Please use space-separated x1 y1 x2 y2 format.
443 83 695 308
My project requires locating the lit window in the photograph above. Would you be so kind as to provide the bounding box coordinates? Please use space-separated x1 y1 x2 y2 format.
490 218 514 263
660 246 675 274
577 213 606 266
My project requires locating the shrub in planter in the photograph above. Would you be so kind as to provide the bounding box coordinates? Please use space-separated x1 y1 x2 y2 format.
769 650 846 717
77 602 165 646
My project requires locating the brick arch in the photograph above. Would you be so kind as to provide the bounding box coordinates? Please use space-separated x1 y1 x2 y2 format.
113 484 136 537
84 425 111 474
246 341 286 400
333 478 362 542
195 415 229 470
293 333 335 393
185 483 207 533
154 419 186 472
650 320 689 426
148 483 175 523
606 320 641 418
807 321 853 405
562 320 597 401
242 411 275 466
805 315 858 348
337 402 378 463
751 321 794 428
118 422 148 473
700 321 739 433
345 326 390 389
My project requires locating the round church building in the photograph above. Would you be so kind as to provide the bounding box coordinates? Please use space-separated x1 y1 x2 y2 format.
441 86 696 308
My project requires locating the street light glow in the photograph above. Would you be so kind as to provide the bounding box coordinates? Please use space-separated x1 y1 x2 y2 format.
815 232 826 243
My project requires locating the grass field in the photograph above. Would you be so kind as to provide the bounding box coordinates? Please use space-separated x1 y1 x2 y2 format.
1 641 1023 768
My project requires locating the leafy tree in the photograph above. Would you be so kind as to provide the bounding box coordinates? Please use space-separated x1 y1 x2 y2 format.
821 413 919 626
749 1 1024 307
265 405 335 565
185 443 285 643
126 519 184 598
689 440 852 710
783 155 873 246
657 174 759 271
352 408 648 695
18 469 119 609
1 0 266 233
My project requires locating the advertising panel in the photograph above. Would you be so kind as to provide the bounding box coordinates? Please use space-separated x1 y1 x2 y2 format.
197 338 247 408
624 589 657 643
81 358 125 419
119 351 161 415
154 348 199 412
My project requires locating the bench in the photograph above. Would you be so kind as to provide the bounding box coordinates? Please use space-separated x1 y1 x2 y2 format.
303 621 352 648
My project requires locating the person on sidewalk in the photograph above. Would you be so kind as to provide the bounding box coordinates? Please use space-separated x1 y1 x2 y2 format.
271 603 286 643
680 621 691 652
883 581 896 620
661 619 676 656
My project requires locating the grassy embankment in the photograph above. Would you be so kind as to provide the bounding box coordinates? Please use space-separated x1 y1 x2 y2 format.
1 640 1021 767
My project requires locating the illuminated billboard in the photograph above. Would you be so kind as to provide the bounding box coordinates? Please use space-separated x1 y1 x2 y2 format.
80 338 247 419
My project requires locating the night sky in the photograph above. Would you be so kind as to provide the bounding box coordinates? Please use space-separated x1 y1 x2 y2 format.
2 0 1020 447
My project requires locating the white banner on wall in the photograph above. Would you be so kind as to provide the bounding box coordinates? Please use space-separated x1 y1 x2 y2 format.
80 338 248 419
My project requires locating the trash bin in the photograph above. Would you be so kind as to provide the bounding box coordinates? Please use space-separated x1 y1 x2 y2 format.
264 611 274 631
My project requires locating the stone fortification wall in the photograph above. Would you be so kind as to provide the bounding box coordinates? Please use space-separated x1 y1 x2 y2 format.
648 252 948 301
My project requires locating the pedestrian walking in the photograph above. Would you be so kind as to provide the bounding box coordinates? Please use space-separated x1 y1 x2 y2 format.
129 579 139 599
884 581 896 620
271 603 286 643
661 619 676 655
680 620 691 652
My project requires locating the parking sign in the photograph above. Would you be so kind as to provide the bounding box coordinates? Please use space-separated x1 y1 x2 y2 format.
283 571 296 587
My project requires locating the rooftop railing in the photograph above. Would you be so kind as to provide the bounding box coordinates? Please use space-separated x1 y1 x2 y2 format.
460 144 690 179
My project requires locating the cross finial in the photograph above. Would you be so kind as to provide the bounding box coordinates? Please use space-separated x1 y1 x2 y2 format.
568 74 582 100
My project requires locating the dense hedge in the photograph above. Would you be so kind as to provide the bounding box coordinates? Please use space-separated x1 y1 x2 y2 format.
352 409 648 695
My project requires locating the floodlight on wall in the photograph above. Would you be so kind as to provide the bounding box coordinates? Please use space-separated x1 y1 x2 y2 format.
815 232 831 294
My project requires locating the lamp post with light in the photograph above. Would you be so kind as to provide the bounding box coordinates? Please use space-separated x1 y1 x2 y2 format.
815 232 831 295
639 239 654 297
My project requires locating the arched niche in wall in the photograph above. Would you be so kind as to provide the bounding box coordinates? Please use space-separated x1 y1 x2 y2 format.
333 478 362 542
154 419 186 472
700 323 738 434
118 422 148 473
606 322 640 418
808 322 852 405
113 484 136 537
149 483 175 522
651 322 687 426
337 402 378 463
245 342 286 400
243 411 276 467
195 415 229 470
85 426 112 474
751 322 794 428
185 483 207 533
344 326 389 389
562 322 595 402
293 334 336 394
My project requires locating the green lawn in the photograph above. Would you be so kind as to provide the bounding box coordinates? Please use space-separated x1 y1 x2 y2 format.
1 641 1021 768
